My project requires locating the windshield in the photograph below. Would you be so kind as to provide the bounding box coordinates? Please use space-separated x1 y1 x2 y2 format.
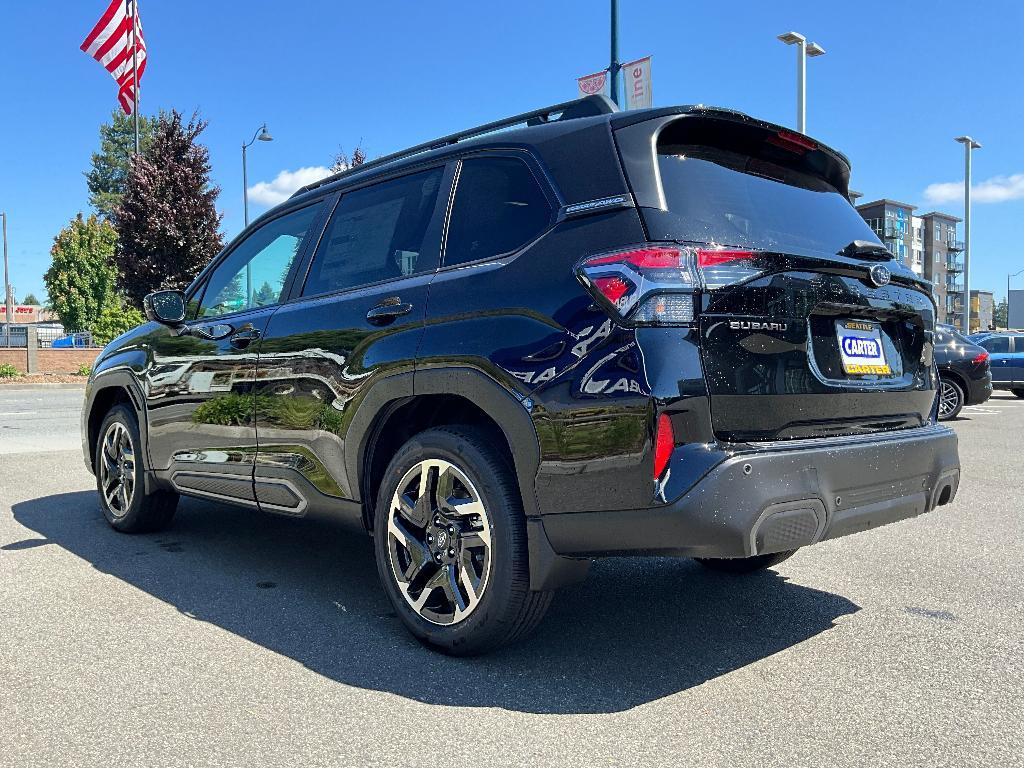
654 144 880 258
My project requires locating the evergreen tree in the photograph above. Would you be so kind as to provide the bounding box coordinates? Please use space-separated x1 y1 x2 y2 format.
43 214 120 331
330 144 367 173
86 110 156 218
112 110 224 306
253 280 277 306
21 293 40 305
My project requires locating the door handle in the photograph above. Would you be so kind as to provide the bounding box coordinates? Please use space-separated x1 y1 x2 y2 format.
229 325 262 349
366 297 414 326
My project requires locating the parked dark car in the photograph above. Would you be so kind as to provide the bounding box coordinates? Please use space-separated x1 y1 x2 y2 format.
81 95 960 654
933 324 991 419
969 332 1024 397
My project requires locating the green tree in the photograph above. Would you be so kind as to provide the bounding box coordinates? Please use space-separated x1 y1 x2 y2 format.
86 110 156 218
112 110 224 306
90 301 145 345
994 298 1008 329
21 293 40 305
43 214 120 331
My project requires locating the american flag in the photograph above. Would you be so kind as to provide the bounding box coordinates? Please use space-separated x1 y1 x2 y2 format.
80 0 147 115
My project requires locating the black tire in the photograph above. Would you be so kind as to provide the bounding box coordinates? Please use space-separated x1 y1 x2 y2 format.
94 404 178 533
938 376 965 420
695 550 797 574
373 425 552 656
1012 388 1024 399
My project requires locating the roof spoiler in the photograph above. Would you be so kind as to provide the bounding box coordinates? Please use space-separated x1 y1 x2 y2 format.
291 95 619 198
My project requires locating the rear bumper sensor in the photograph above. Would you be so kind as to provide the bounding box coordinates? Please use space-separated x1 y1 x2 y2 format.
540 424 960 559
170 471 307 516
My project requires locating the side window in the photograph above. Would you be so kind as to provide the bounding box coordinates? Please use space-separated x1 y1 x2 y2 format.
982 336 1009 353
199 204 321 318
302 168 444 297
444 156 553 267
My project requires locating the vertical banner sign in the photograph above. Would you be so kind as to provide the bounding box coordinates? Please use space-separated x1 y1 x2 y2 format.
577 70 608 98
623 56 652 109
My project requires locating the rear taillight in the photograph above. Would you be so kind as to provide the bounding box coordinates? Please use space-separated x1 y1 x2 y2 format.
972 351 989 365
653 412 674 479
576 244 765 325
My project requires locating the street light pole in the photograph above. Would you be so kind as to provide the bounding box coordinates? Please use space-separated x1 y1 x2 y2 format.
608 0 621 108
2 212 11 344
777 32 825 134
241 124 273 307
956 136 981 333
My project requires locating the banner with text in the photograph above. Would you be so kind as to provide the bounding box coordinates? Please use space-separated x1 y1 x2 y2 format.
622 56 652 109
577 70 608 98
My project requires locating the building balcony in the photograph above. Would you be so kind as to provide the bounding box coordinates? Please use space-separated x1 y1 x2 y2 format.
947 283 964 294
882 224 904 240
946 259 963 273
946 239 965 252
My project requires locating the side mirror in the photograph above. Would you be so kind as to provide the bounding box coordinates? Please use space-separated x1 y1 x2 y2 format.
144 290 187 325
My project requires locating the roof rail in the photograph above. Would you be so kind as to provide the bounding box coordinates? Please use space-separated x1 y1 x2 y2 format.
291 95 619 198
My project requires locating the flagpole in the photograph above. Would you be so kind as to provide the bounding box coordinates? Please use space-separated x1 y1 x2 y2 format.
128 0 139 153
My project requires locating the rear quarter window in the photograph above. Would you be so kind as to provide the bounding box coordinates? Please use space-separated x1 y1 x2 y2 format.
443 156 552 267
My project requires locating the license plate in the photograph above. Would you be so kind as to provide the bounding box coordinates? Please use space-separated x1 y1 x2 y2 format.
836 319 891 376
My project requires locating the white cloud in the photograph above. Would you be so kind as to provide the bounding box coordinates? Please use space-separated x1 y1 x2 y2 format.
247 166 332 207
923 173 1024 205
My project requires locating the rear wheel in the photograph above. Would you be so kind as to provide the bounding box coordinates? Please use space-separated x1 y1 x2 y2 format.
695 550 796 574
1012 388 1024 399
938 377 965 420
374 426 551 655
95 405 178 533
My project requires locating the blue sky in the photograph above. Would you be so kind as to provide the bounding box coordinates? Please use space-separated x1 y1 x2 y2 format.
1 0 1021 302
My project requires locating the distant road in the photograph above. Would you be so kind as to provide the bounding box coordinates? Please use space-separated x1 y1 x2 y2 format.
0 388 84 455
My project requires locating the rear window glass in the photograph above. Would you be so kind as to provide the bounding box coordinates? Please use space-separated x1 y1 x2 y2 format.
654 122 878 257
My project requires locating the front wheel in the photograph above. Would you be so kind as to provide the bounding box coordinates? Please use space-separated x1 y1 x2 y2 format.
95 404 178 533
695 550 797 574
373 426 552 655
938 377 965 420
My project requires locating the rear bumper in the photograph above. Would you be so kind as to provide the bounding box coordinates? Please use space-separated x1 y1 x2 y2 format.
964 374 992 405
542 424 960 558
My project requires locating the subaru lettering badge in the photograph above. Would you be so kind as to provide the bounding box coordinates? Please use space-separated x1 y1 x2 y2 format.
868 264 891 288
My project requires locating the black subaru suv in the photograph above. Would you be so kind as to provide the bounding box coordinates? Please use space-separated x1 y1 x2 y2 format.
82 96 960 654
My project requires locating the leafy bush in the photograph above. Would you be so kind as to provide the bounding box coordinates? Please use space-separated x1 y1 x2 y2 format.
0 363 21 379
77 363 93 377
90 302 145 346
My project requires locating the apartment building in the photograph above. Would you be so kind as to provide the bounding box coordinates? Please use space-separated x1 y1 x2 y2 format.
855 200 964 327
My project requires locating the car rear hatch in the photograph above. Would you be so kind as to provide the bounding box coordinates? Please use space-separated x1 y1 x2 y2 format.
612 109 937 442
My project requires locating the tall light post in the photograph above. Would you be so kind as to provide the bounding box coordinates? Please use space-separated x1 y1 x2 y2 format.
777 32 826 134
241 124 273 307
2 212 11 345
955 135 981 332
242 123 273 228
608 0 621 108
1007 268 1024 330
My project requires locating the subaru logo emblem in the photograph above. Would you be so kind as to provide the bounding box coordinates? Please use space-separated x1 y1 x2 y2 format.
868 265 891 288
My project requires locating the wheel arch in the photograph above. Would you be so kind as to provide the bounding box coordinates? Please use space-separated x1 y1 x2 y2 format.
352 368 542 530
84 371 148 473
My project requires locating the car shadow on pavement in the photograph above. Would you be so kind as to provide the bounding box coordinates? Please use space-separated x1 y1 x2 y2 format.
12 491 859 714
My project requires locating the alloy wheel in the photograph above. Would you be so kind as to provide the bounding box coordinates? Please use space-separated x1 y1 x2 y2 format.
386 459 492 626
99 421 136 517
939 380 960 419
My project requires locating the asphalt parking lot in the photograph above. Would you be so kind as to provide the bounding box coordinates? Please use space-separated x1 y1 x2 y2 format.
1 387 1021 767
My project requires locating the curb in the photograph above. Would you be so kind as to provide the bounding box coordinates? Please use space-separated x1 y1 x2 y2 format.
0 383 88 391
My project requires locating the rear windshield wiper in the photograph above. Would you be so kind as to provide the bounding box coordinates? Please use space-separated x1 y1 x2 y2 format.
838 240 892 260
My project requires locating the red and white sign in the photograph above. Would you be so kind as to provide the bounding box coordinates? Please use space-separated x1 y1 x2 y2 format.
577 70 608 98
623 56 652 110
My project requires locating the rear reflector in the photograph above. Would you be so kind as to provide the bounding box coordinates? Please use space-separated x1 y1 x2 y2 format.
654 413 674 479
